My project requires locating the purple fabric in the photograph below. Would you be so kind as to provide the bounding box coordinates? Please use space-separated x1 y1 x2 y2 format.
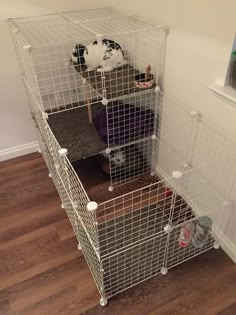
93 103 155 145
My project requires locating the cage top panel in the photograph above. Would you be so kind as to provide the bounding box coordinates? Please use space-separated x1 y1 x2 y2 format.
9 13 93 47
63 7 122 22
64 8 161 36
9 8 165 47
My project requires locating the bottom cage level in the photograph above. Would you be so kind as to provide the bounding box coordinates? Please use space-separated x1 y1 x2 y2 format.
97 212 220 302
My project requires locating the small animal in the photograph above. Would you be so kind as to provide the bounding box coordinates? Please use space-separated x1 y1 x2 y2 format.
101 149 126 167
71 39 127 72
95 145 147 179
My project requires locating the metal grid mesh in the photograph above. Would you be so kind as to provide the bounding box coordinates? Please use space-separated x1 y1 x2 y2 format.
42 122 100 251
97 179 171 256
37 118 104 297
102 233 167 298
8 10 166 114
63 7 122 22
9 14 91 46
7 8 236 303
165 221 215 270
105 91 158 187
75 216 105 297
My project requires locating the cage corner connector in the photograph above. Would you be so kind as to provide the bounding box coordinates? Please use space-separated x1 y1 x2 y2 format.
59 148 68 156
87 201 98 213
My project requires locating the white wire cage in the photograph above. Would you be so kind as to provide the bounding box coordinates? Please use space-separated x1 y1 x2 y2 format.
8 7 236 306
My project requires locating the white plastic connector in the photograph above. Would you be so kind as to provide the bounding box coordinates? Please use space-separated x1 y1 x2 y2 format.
42 112 48 120
54 163 60 170
155 86 160 93
61 204 65 209
164 224 172 233
182 162 191 169
87 201 98 213
96 34 104 43
48 173 52 178
77 242 82 250
59 148 68 156
172 170 182 179
102 98 109 106
99 297 108 307
23 45 32 52
152 134 157 140
108 186 114 192
160 267 168 275
223 200 230 207
105 148 111 154
190 110 201 120
213 242 220 249
82 78 87 84
11 28 18 34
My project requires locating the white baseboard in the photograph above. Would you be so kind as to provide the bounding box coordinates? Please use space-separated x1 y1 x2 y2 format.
0 141 39 162
219 233 236 263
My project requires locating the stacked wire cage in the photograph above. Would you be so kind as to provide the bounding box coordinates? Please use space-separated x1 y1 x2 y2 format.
8 7 236 306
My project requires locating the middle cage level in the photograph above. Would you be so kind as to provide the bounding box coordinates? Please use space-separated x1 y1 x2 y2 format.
48 89 159 188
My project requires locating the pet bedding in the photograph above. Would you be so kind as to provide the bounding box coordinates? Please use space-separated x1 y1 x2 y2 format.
48 102 155 162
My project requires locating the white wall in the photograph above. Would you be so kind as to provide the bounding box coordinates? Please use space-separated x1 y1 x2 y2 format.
0 0 105 160
112 0 236 259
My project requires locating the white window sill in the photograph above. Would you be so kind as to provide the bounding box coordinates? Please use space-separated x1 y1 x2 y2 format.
207 83 236 107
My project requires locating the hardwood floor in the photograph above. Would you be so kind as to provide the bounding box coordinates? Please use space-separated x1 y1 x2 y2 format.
0 153 236 315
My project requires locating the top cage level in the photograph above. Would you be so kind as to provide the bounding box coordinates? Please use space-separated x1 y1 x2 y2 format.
8 8 166 112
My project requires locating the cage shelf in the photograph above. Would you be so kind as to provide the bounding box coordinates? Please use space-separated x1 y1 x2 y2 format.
48 103 106 161
74 64 156 100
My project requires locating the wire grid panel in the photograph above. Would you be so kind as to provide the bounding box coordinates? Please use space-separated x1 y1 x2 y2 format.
9 10 166 114
9 14 91 46
32 38 102 113
156 93 201 170
97 178 173 257
9 15 101 112
63 7 123 23
37 128 80 238
38 133 80 238
73 27 166 102
101 232 167 298
75 215 105 298
12 32 40 100
156 92 236 199
105 91 158 187
165 219 215 270
190 117 236 199
37 115 100 253
37 125 104 295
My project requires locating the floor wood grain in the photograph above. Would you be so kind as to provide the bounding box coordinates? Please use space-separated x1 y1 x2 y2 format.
0 153 236 315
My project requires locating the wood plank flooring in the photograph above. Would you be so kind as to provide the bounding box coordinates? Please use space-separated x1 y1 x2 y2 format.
0 153 236 315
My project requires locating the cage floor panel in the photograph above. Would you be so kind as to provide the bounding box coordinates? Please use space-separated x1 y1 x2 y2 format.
48 104 106 162
74 64 155 99
72 157 150 203
72 157 194 222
